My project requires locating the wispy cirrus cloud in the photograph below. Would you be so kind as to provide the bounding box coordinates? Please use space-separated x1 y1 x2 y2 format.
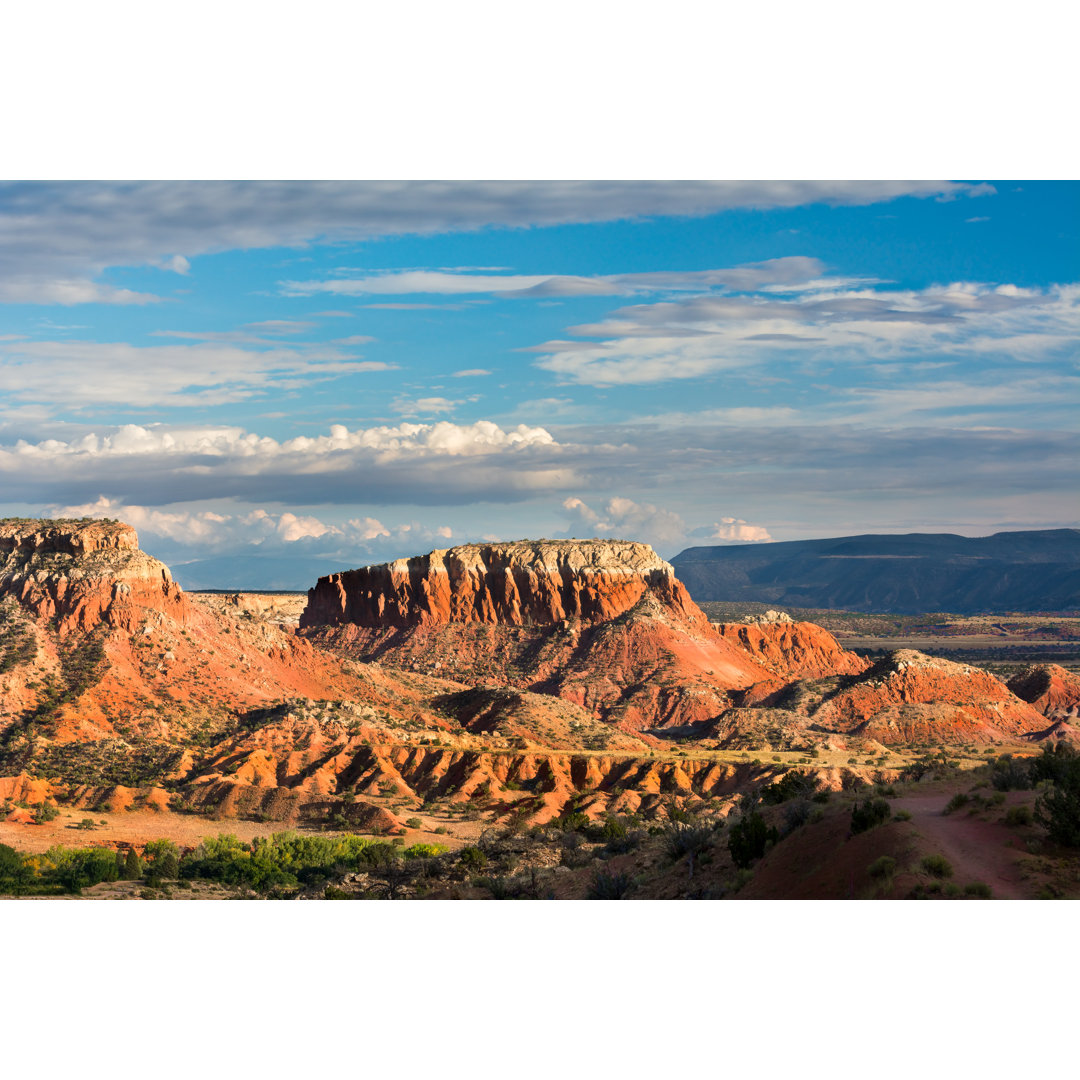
279 256 882 299
0 181 993 305
0 338 392 410
531 281 1080 386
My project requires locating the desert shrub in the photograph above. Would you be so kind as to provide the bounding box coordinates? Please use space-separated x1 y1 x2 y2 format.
850 798 891 834
1030 742 1080 786
32 803 59 823
964 881 993 898
404 818 422 829
725 867 755 895
587 870 635 899
781 799 812 834
600 815 628 842
921 854 953 879
1004 804 1033 826
0 843 31 891
403 842 445 859
943 793 970 815
892 809 912 822
38 845 121 894
868 855 896 881
728 812 778 869
665 823 715 861
559 811 591 833
759 770 820 805
991 754 1033 791
75 817 97 830
458 846 487 873
1030 743 1080 846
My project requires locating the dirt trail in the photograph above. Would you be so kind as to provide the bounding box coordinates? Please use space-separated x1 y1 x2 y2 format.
897 791 1030 899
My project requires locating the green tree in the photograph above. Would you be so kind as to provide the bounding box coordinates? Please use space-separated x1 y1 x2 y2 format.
728 812 778 869
123 848 144 880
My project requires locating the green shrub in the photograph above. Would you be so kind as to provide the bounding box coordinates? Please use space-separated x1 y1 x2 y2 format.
402 842 445 859
587 870 634 899
459 846 487 873
943 793 970 815
921 854 953 878
892 809 912 822
1032 744 1080 846
851 798 891 834
728 812 778 869
991 754 1032 791
964 881 992 899
1004 804 1033 826
404 818 423 829
665 823 715 861
759 770 820 805
868 855 896 880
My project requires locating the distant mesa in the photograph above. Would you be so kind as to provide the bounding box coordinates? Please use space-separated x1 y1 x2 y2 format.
299 539 699 629
671 529 1080 614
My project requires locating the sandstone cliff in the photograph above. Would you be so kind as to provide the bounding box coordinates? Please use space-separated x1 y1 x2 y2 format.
0 518 188 634
300 540 773 730
300 540 701 629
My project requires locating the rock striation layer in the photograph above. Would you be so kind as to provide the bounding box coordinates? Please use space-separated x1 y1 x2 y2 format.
300 540 700 629
0 518 189 634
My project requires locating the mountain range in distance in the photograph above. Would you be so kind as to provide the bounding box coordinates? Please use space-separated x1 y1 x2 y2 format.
671 529 1080 615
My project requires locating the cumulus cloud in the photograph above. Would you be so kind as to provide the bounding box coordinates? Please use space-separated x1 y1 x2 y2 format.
50 495 461 581
452 369 492 377
532 281 1080 386
0 419 577 506
0 338 391 409
562 495 689 547
0 181 992 305
688 518 773 543
561 496 774 554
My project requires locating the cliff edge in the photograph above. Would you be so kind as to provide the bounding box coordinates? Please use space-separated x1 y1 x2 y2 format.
0 518 188 633
300 539 701 629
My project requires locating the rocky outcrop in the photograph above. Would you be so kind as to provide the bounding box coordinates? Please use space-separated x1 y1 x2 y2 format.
300 540 702 629
0 518 189 634
301 541 774 730
1007 664 1080 720
805 650 1046 744
714 619 870 680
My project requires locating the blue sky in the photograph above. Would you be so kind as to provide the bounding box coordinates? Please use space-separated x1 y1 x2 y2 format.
0 180 1076 587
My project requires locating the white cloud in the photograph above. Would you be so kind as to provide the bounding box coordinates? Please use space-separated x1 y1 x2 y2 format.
0 418 573 506
689 518 773 543
51 495 457 566
0 338 391 409
0 278 160 305
532 281 1080 386
280 256 853 299
157 254 190 274
561 496 773 554
391 396 464 416
452 368 492 377
0 181 993 305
